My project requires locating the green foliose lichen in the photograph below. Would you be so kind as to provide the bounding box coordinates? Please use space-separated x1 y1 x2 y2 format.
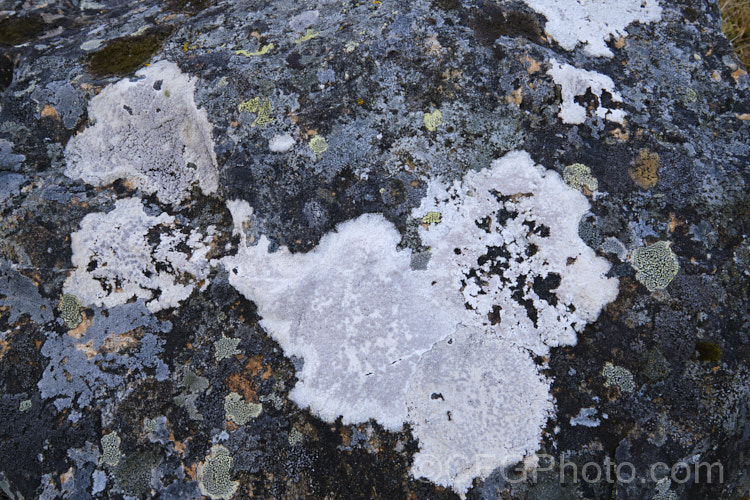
214 334 241 361
423 109 443 132
563 163 598 192
631 241 679 292
198 445 239 500
309 136 328 156
224 392 262 425
421 212 442 224
602 362 635 393
101 431 121 467
59 294 82 329
251 99 273 127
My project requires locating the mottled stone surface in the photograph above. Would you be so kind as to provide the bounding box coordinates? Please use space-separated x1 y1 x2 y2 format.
0 0 748 499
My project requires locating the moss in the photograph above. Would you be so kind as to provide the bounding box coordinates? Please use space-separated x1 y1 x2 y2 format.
695 340 722 362
198 445 239 500
631 241 679 292
224 392 262 425
165 0 214 13
563 163 598 192
423 109 443 131
88 26 173 77
101 431 121 467
602 362 635 393
0 15 46 46
59 294 82 329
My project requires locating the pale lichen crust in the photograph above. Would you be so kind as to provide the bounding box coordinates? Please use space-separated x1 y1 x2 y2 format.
64 60 219 205
223 150 619 496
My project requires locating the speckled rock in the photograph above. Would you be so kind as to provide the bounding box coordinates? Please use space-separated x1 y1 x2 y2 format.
0 0 748 499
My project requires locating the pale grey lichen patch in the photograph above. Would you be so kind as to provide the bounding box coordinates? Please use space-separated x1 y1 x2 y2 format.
0 260 53 325
174 368 209 421
64 60 219 205
631 241 679 291
522 0 662 57
38 301 171 412
603 362 635 393
198 445 239 500
601 236 628 260
548 59 626 125
64 197 214 313
570 407 601 427
224 392 262 425
223 150 619 496
214 335 241 362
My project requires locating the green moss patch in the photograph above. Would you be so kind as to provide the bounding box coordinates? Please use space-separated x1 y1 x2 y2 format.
88 26 174 77
0 15 46 46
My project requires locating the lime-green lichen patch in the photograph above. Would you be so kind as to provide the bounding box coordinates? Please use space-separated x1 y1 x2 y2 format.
421 211 442 225
563 163 598 192
238 97 260 113
214 335 241 361
235 43 274 56
0 14 46 46
294 29 320 44
631 241 679 292
101 431 121 467
683 87 698 104
695 340 722 362
252 99 273 127
288 428 305 446
59 294 82 329
224 392 262 425
309 135 329 156
602 362 635 393
198 444 239 500
88 26 173 77
423 109 443 131
18 399 31 412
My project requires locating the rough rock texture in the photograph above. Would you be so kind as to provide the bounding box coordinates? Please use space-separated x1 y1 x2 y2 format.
0 0 748 499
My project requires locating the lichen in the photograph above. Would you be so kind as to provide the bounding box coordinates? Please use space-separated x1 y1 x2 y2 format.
548 59 626 124
238 97 259 113
629 149 660 189
235 43 274 56
631 241 679 292
563 163 598 192
420 211 442 224
251 99 273 127
423 109 443 131
294 29 319 44
59 294 82 329
198 445 239 500
602 362 635 393
309 135 328 156
101 431 121 467
224 392 262 425
65 60 219 205
214 335 241 361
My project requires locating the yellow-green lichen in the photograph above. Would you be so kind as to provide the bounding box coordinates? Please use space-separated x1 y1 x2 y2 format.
59 294 82 329
288 428 305 446
602 362 635 393
563 163 598 192
101 431 121 467
238 97 260 113
198 444 239 500
224 392 262 425
309 135 328 156
294 29 319 44
214 334 241 361
252 99 273 127
19 399 31 412
631 241 679 292
423 109 443 131
421 212 442 224
235 43 274 56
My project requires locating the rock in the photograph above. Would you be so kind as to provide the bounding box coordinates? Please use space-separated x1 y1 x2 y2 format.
0 0 748 499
